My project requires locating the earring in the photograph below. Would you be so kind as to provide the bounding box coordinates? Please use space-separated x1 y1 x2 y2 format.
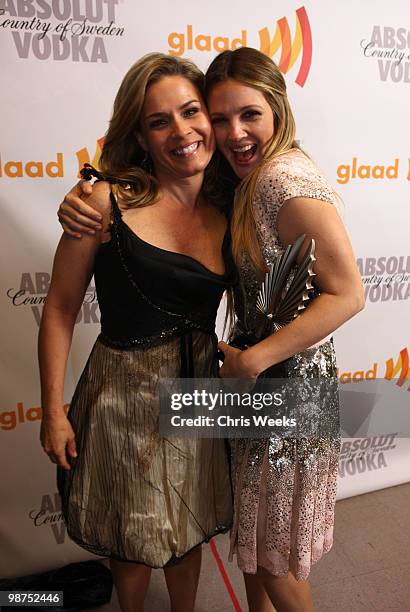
140 152 154 174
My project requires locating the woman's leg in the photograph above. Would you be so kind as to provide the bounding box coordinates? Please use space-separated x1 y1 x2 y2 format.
109 559 152 612
163 545 202 612
244 572 276 612
257 567 315 612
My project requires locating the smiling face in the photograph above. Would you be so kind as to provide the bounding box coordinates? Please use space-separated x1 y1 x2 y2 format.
207 78 275 179
138 75 215 181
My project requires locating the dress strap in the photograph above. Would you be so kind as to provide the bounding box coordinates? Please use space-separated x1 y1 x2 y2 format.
108 190 123 223
79 165 180 318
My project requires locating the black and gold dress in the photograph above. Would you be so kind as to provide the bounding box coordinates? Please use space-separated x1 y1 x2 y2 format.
58 183 235 567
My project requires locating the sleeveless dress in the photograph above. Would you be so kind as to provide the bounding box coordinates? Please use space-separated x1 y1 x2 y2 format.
229 148 341 580
57 184 236 568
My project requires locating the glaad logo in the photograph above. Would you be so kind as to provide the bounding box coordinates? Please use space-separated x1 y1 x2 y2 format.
76 137 104 175
1 136 105 180
338 348 410 391
0 0 126 63
357 256 410 303
168 6 312 87
385 348 410 390
0 402 69 431
29 493 66 544
360 26 410 83
336 157 410 184
6 272 99 326
0 153 63 178
259 6 312 87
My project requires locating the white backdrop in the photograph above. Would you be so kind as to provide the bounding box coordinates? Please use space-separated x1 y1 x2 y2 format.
1 0 409 579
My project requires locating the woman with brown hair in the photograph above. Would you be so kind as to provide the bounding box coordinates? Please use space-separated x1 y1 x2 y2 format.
205 48 364 611
58 48 364 611
39 53 235 612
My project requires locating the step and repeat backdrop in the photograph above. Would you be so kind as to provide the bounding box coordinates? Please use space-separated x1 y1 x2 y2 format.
1 0 409 579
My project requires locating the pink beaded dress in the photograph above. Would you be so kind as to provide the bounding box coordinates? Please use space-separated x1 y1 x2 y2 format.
229 148 341 580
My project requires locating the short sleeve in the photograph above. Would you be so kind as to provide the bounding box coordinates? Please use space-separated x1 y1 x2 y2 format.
254 149 338 230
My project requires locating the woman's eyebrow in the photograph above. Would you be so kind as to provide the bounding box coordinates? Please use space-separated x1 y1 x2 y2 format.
145 99 200 120
180 98 200 109
210 104 263 116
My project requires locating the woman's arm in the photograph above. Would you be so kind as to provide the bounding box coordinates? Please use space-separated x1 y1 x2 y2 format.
58 180 102 238
39 182 111 469
219 196 365 378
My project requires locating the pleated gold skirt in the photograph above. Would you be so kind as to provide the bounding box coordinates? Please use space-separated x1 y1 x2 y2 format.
58 331 232 567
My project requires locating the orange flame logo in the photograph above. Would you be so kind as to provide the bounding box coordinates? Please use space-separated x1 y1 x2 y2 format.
75 137 104 177
259 6 312 87
384 348 410 390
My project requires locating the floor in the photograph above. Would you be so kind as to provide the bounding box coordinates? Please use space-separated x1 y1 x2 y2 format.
89 482 410 611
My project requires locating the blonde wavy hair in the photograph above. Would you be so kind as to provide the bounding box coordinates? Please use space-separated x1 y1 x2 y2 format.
205 47 300 274
99 52 224 209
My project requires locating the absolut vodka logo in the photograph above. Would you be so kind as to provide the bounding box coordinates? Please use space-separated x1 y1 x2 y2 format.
29 493 66 544
339 434 397 478
361 26 410 83
6 272 99 325
0 0 126 63
357 256 410 302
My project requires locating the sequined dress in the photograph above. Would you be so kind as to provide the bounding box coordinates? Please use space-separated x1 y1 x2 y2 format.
229 148 341 580
57 187 235 567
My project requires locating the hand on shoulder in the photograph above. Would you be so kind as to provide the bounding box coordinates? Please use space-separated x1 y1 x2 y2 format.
78 180 112 240
58 178 109 239
81 180 111 214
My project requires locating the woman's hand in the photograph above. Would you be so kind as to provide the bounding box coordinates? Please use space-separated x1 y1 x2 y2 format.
218 341 259 382
58 180 103 238
40 414 77 471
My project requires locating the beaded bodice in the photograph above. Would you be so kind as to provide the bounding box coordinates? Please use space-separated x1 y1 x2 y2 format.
86 177 237 350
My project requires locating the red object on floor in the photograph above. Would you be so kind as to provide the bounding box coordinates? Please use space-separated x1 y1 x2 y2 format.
210 539 243 612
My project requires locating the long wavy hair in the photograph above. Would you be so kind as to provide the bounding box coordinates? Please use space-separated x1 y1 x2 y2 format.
99 52 225 210
205 47 300 274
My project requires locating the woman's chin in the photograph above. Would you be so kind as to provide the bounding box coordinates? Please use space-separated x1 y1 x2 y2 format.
225 151 261 179
170 157 211 178
232 160 259 179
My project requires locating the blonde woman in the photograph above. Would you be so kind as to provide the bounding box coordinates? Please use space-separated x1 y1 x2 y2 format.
58 48 364 612
39 53 235 612
205 48 364 611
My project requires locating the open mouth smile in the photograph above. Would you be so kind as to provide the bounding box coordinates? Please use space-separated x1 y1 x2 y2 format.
230 143 257 164
171 141 201 157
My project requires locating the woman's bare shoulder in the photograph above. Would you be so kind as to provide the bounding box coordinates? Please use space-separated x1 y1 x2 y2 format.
82 180 112 215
